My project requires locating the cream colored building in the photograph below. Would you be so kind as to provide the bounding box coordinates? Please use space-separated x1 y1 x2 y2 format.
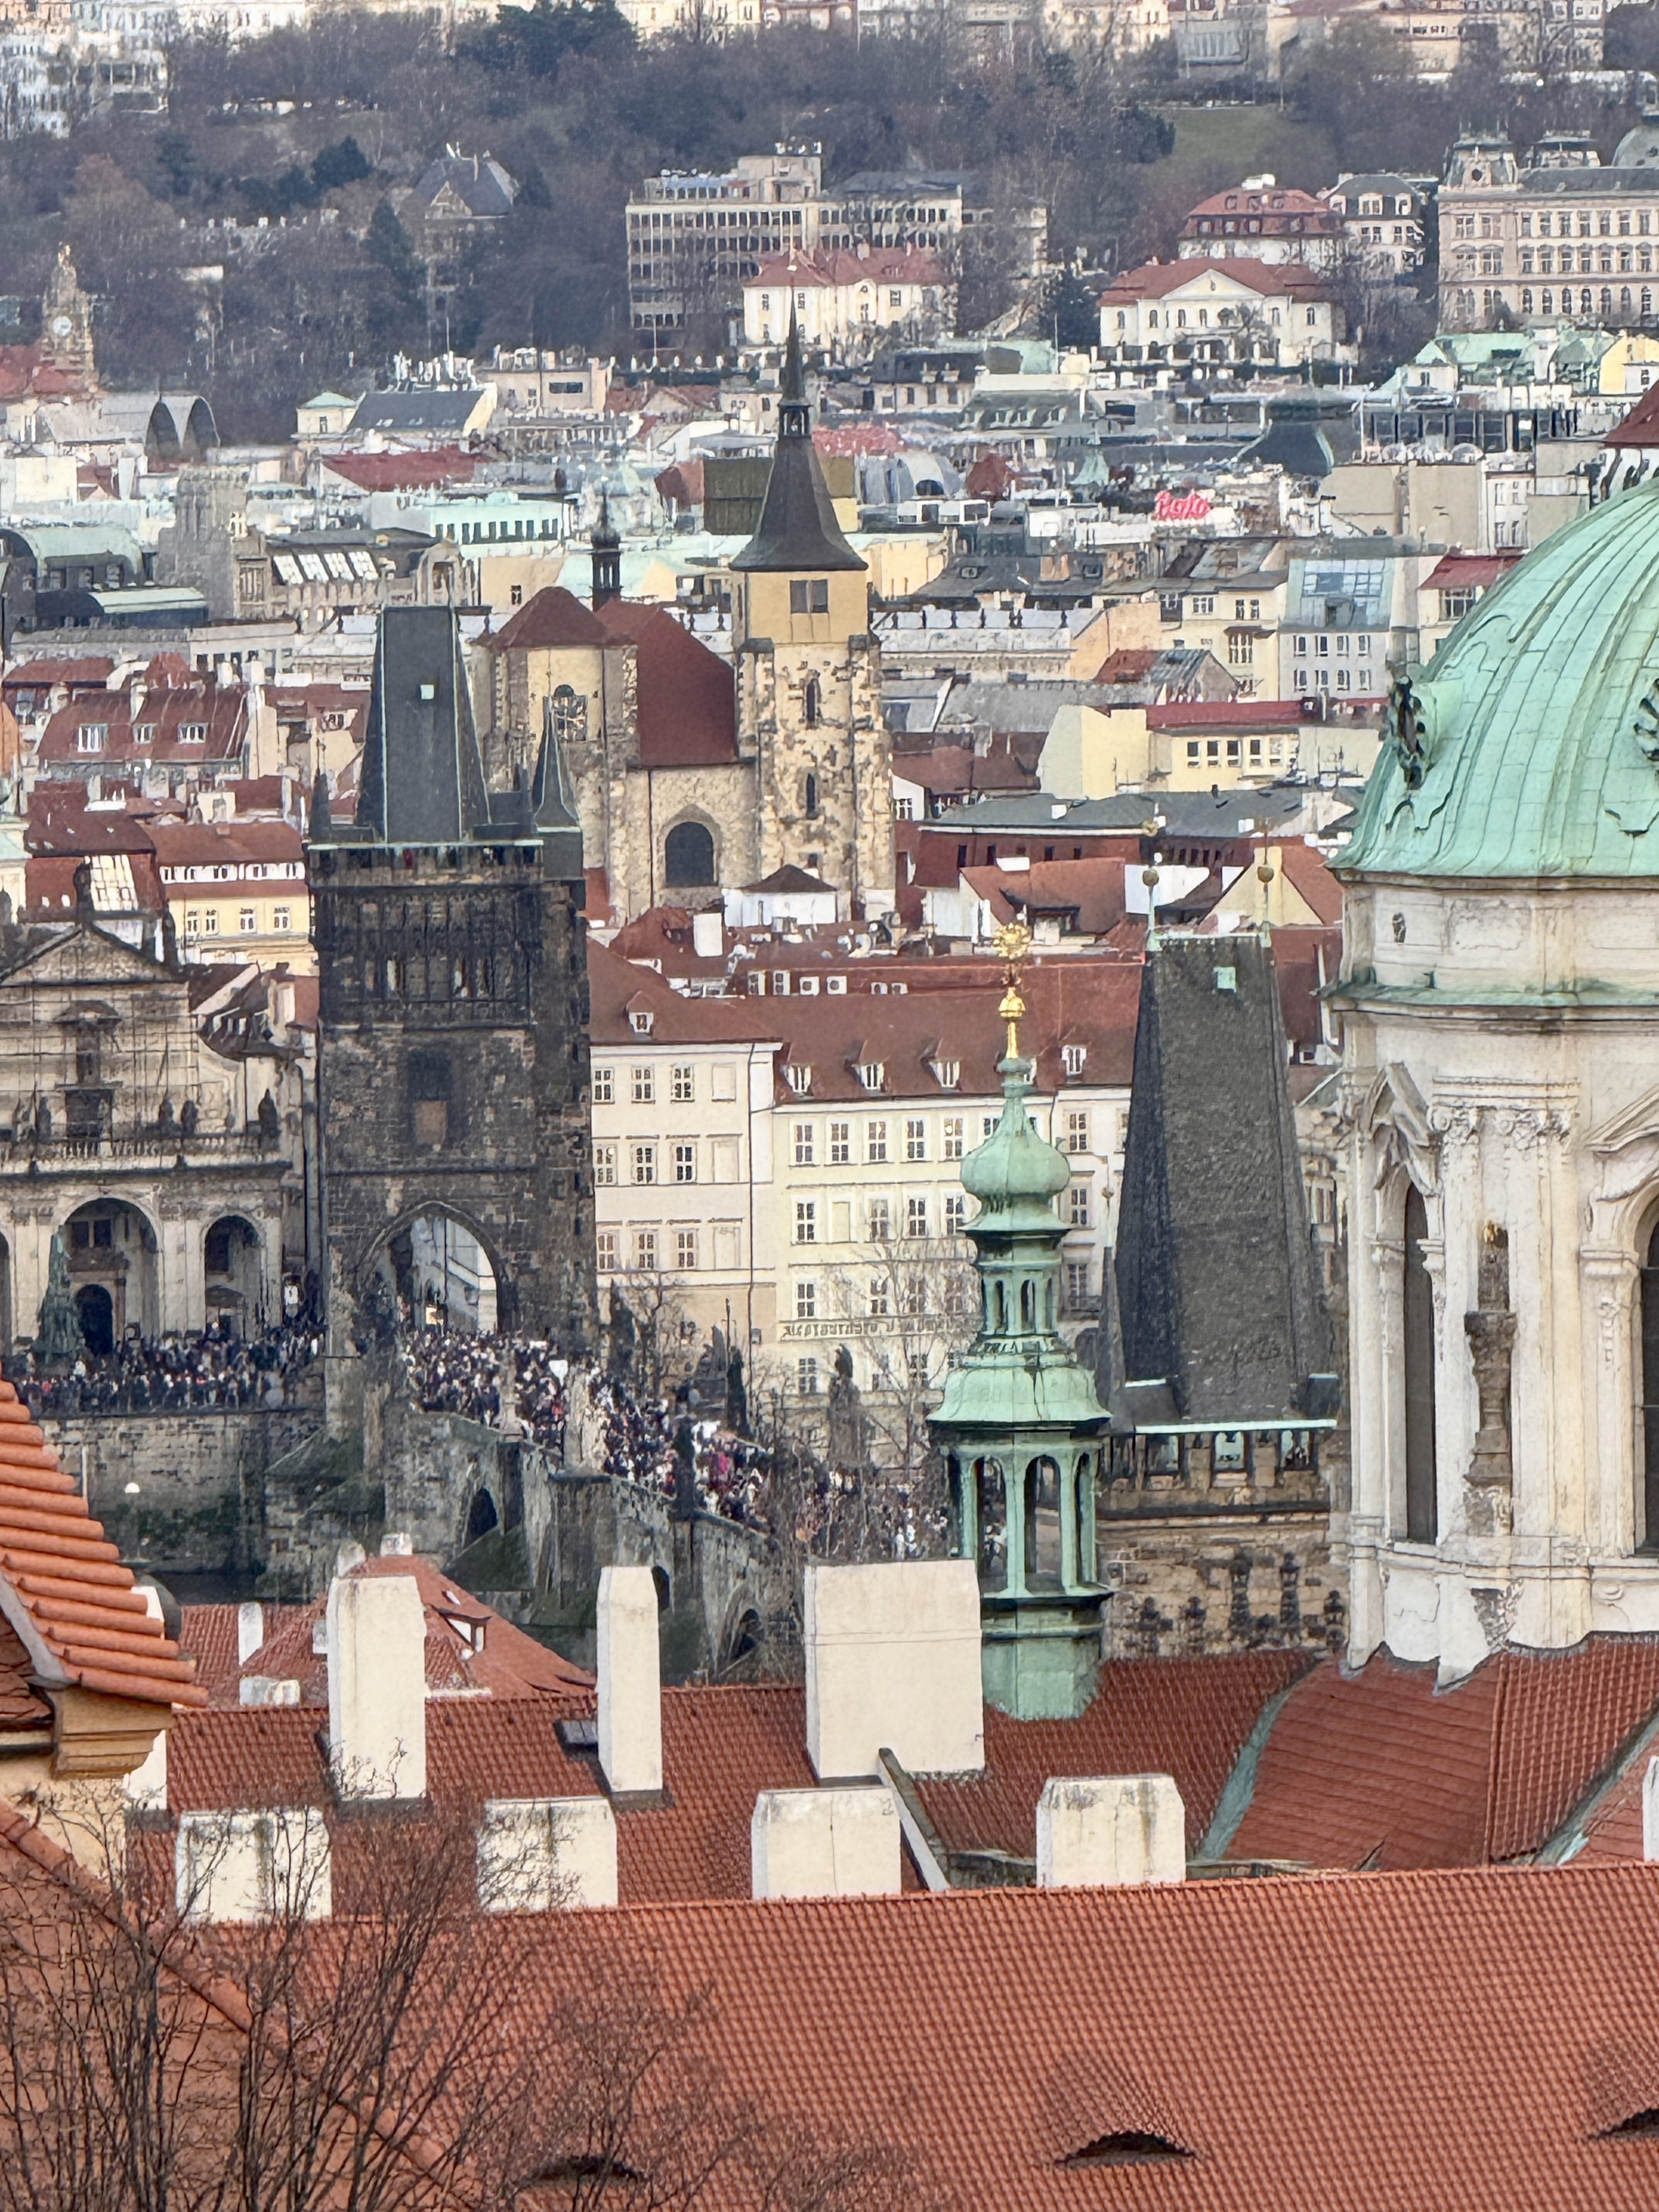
743 247 954 359
590 946 781 1353
150 821 312 974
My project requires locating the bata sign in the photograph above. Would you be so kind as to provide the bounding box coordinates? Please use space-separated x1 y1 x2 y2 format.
1154 490 1212 521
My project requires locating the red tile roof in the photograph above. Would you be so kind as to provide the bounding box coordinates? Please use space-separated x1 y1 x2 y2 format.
184 1556 590 1710
1150 698 1311 731
482 584 610 652
595 599 737 769
589 940 780 1046
918 1652 1314 1861
0 1380 205 1711
748 245 949 290
0 1613 49 1730
149 819 304 870
460 1863 1659 2208
1421 552 1525 591
35 687 247 768
3 656 114 695
1606 381 1659 447
1224 1638 1659 1870
318 447 479 490
1099 256 1333 303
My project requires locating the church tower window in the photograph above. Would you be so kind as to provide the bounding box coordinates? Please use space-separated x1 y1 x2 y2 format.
804 771 819 815
803 680 820 727
1403 1184 1437 1542
664 820 715 886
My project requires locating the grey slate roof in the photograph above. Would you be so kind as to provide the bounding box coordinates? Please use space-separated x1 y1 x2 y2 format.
929 787 1313 837
351 607 490 846
1107 933 1336 1430
731 319 865 577
348 391 486 435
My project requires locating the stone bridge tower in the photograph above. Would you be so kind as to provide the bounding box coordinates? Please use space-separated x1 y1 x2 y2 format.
311 608 596 1423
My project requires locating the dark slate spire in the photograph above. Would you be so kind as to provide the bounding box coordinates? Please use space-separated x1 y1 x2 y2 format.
731 307 865 575
1110 933 1336 1430
309 765 331 839
590 490 621 609
354 607 490 845
531 691 585 883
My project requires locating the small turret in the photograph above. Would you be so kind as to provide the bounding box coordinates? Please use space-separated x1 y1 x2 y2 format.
590 492 621 611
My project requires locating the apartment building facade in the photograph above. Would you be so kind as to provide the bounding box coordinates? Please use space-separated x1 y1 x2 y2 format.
589 948 1134 1424
1439 134 1659 333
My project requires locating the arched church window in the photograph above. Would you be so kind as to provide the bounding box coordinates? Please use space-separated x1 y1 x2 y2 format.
1020 1278 1035 1331
804 771 819 817
1025 1457 1062 1584
1640 1222 1659 1549
804 678 821 726
551 686 586 743
1403 1184 1437 1543
975 1459 1006 1590
664 820 715 887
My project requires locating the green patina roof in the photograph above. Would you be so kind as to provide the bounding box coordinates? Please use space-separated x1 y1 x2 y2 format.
1344 479 1659 881
960 1052 1071 1223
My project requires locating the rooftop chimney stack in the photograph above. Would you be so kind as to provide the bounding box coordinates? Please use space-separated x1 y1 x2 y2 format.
805 1560 984 1781
597 1565 662 1797
236 1600 264 1667
1035 1775 1186 1889
326 1571 427 1801
751 1786 901 1899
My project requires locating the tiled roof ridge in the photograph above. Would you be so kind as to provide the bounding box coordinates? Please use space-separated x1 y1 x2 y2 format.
0 1382 205 1710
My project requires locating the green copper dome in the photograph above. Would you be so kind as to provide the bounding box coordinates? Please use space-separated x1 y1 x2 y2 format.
1344 480 1659 880
960 1056 1071 1222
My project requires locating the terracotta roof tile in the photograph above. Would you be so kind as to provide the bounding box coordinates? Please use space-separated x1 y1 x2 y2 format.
184 1559 590 1711
459 1863 1659 2209
594 599 737 769
918 1652 1313 1861
1225 1638 1659 1870
482 584 610 652
0 1383 204 1712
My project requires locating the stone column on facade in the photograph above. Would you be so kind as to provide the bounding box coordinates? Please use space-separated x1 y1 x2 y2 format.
1463 1222 1517 1537
1581 1248 1640 1561
9 1210 52 1355
155 1196 196 1337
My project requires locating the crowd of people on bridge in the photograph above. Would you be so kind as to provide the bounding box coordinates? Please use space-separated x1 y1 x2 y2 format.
398 1324 779 1530
7 1318 322 1417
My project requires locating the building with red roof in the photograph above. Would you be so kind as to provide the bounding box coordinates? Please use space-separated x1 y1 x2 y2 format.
1098 257 1348 370
1178 179 1346 269
742 245 955 359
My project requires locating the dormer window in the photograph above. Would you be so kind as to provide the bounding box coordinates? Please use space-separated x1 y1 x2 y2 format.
856 1061 884 1091
931 1057 961 1090
784 1062 812 1094
630 1009 654 1036
1062 1043 1087 1078
76 723 106 753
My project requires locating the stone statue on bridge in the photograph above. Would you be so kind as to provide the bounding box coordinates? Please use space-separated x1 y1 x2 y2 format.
35 1232 84 1368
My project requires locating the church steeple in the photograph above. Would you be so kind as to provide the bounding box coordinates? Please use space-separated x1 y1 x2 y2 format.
731 311 864 577
930 923 1110 1719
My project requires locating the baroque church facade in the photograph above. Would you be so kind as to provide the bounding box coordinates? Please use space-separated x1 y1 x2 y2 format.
475 326 894 923
1335 479 1659 1678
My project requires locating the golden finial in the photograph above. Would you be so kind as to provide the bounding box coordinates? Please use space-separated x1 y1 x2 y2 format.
992 917 1032 1059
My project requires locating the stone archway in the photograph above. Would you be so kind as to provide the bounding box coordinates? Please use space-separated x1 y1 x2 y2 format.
61 1198 159 1342
204 1214 264 1336
370 1207 503 1336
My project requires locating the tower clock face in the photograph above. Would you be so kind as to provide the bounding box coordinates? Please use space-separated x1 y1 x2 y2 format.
50 317 71 337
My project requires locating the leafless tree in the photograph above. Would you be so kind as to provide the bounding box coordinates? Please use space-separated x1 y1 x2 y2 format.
0 1795 922 2212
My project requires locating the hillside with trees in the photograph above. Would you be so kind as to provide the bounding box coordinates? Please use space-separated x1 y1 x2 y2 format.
3 3 1658 435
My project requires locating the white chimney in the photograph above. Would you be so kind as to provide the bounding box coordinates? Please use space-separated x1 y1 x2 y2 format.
751 1787 900 1900
691 909 724 958
805 1560 983 1782
1644 1757 1659 1860
326 1573 427 1800
1036 1776 1186 1889
596 1565 661 1797
479 1796 618 1910
236 1600 264 1666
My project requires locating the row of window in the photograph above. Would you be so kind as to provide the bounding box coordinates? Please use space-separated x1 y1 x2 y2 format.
792 1273 972 1321
793 1193 972 1243
1294 669 1364 693
597 1223 744 1272
77 721 207 752
592 1063 738 1105
161 864 303 884
183 906 294 935
1186 595 1264 619
783 1110 1096 1166
1183 736 1291 770
1293 633 1374 658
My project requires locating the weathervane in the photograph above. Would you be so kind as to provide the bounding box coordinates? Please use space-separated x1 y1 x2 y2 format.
992 917 1032 1060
